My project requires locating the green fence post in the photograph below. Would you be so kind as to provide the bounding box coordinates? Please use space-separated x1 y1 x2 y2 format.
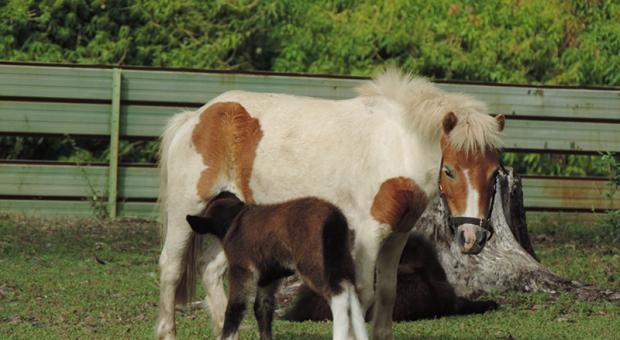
108 68 121 219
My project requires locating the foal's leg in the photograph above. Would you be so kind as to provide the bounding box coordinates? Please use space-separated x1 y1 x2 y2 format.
200 242 228 336
221 266 253 340
156 212 195 340
253 279 280 340
329 287 351 340
346 284 369 340
371 231 409 340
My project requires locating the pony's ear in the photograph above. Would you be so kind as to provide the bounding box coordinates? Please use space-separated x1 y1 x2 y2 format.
442 112 458 135
186 215 213 234
495 114 506 132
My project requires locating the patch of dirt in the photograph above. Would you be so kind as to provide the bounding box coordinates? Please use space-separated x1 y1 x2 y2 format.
573 285 620 301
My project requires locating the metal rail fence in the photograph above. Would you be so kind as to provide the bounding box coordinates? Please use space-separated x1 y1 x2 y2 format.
1 62 619 218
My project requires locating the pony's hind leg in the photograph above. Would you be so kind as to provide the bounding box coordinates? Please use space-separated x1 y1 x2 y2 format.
200 242 229 336
156 212 195 340
253 279 280 340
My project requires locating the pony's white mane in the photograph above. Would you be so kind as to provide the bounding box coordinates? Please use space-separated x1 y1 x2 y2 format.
357 68 502 152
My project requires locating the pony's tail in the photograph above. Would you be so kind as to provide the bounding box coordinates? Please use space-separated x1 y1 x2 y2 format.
159 110 201 305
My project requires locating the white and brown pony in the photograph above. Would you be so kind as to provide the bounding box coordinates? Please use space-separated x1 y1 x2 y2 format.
155 69 505 340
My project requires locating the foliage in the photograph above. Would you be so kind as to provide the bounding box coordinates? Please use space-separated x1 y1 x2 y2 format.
600 152 620 197
502 153 611 177
0 135 103 162
1 215 619 339
599 152 620 235
1 0 619 86
0 135 158 164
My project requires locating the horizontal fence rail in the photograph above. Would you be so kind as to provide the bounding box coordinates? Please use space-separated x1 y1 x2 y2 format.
0 162 617 218
0 62 619 218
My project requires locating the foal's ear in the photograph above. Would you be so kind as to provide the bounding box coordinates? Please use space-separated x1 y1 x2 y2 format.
495 114 506 132
442 112 458 135
186 215 213 234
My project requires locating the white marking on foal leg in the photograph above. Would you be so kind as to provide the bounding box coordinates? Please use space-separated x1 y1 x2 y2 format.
201 242 228 336
347 285 368 340
330 289 351 340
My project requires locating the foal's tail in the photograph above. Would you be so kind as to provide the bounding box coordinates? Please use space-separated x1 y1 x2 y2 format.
159 110 202 304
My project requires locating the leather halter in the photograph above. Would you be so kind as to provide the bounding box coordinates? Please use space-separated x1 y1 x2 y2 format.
438 156 505 239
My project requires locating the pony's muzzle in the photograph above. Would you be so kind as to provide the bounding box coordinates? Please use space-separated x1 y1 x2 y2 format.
456 224 490 255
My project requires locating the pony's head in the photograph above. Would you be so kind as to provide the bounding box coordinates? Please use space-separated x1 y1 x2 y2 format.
439 112 505 254
186 191 245 240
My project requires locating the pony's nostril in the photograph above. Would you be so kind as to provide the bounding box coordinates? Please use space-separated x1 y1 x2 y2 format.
476 235 486 247
459 230 465 244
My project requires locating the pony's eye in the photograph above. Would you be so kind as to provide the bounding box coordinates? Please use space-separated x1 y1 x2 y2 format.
443 167 455 179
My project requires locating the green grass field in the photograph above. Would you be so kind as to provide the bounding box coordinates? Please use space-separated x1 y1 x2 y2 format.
1 213 618 339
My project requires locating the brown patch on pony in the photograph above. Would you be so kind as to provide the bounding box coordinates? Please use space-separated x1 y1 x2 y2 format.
371 177 428 232
192 102 263 202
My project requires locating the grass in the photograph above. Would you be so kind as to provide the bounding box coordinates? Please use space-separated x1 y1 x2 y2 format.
0 213 619 339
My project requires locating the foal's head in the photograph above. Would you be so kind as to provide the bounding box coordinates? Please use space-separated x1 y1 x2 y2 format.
439 112 505 254
186 191 245 239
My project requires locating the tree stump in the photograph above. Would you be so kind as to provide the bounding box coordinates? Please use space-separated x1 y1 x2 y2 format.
414 167 555 297
414 167 619 300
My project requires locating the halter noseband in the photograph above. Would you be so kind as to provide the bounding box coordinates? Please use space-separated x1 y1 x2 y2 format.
438 157 505 239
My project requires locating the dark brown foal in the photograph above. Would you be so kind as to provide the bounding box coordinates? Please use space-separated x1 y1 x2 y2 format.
186 191 367 340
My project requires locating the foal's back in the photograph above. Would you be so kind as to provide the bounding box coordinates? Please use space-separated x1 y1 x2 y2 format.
228 198 342 251
226 197 354 293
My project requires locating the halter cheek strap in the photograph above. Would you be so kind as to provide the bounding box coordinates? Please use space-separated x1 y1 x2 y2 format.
438 157 504 239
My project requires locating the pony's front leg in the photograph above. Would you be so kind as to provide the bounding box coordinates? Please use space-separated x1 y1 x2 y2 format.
200 241 229 336
156 212 194 340
371 231 409 340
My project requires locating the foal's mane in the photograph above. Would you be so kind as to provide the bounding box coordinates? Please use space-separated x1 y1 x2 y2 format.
357 68 503 152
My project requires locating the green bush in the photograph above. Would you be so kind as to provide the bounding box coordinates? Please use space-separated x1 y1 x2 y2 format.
600 152 620 235
1 0 619 85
